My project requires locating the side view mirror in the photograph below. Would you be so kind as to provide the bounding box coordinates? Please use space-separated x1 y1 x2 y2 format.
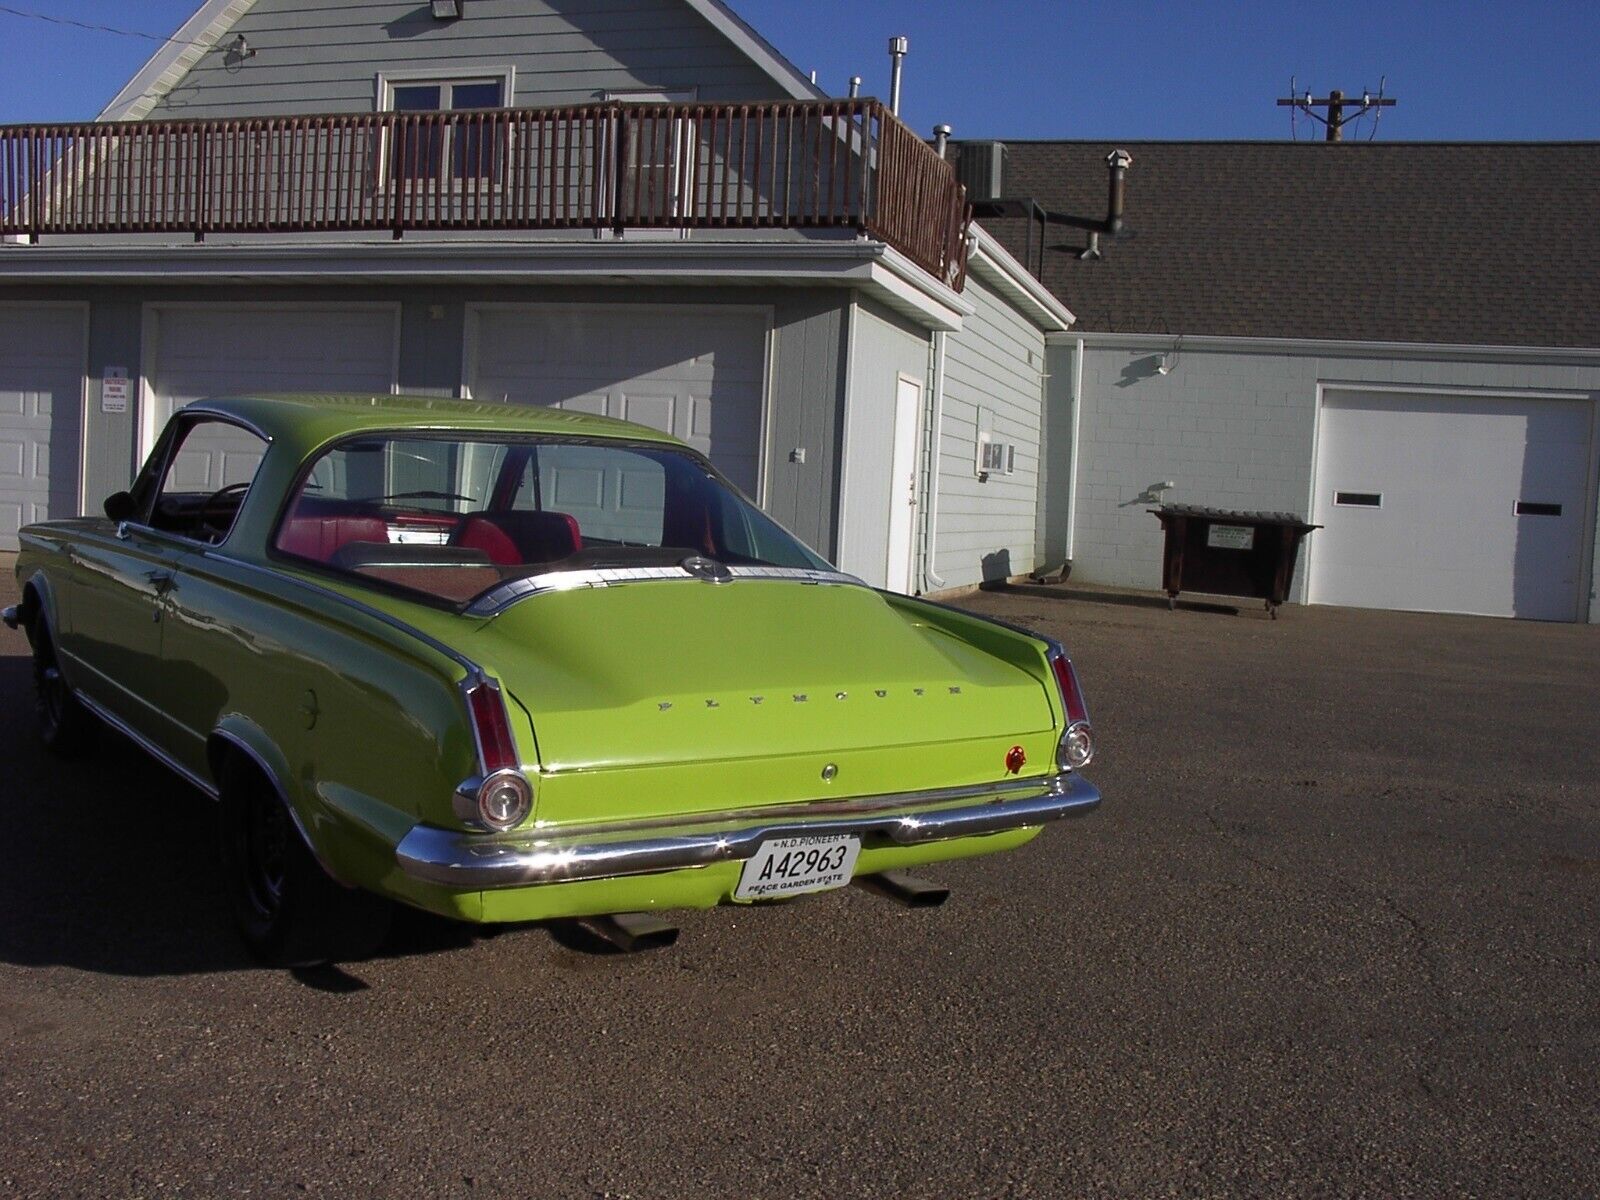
103 491 136 522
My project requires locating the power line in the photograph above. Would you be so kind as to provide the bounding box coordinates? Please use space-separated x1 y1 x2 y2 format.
0 4 198 46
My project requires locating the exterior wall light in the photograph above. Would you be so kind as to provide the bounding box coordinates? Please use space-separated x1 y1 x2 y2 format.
431 0 464 18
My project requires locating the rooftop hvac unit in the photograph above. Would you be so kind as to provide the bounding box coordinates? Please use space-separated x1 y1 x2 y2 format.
957 141 1007 202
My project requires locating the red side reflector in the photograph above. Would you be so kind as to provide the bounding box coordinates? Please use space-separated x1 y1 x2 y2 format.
1051 654 1090 725
466 680 518 772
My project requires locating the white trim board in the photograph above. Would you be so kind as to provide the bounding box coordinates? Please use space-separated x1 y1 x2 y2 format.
0 240 975 332
97 0 254 122
1050 329 1600 363
967 225 1074 332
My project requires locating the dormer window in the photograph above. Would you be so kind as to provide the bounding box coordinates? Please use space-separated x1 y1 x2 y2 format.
378 71 512 183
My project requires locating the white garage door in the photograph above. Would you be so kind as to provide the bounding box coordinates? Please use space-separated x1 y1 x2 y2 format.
1310 389 1595 621
0 305 84 550
469 306 768 497
145 305 398 458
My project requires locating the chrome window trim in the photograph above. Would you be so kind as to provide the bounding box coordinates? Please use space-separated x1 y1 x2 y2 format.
126 411 274 552
175 405 276 446
465 565 866 617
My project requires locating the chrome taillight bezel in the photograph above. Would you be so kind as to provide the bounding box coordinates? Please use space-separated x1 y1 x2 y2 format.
457 675 535 832
1047 647 1095 771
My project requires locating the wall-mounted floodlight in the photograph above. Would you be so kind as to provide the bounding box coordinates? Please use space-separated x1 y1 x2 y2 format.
431 0 464 18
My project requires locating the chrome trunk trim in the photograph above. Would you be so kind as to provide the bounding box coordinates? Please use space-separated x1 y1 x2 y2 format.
465 565 866 617
395 771 1100 889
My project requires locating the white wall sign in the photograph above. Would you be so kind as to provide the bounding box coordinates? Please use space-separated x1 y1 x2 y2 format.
1206 524 1255 550
101 367 131 414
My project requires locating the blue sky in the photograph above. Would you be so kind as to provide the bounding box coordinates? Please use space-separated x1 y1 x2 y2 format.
1 1 1595 139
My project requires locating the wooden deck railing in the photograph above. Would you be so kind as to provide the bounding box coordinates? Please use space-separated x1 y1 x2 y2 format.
0 99 971 287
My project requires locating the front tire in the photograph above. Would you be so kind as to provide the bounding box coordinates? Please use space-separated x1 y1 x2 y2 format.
29 618 94 757
218 760 391 967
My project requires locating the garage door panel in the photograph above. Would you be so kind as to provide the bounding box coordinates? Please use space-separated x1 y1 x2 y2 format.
471 307 766 498
149 307 396 421
0 307 84 550
147 306 397 490
1311 389 1593 621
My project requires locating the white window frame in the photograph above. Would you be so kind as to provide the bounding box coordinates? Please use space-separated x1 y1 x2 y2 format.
375 67 516 188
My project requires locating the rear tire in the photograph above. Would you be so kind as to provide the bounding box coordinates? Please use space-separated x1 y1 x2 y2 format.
218 759 391 967
29 617 94 757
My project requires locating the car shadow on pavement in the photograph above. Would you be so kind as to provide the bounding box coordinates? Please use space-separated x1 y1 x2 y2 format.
0 654 493 982
986 581 1244 616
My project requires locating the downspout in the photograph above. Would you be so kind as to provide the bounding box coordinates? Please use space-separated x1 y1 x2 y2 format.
1063 335 1085 566
920 328 949 593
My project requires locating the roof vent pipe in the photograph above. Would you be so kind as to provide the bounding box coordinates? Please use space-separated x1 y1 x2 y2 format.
849 75 863 99
1104 149 1132 236
888 36 908 115
933 124 952 159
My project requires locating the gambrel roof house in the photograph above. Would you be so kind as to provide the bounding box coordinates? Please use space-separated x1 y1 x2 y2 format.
956 139 1600 622
0 0 1071 597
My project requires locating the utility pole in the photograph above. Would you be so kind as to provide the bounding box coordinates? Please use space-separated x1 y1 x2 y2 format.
1277 85 1396 141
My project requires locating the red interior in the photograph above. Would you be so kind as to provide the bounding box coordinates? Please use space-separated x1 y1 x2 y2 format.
278 509 389 562
450 511 582 567
278 500 582 569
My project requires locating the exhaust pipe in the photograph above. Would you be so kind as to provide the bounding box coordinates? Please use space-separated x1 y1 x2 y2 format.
933 124 952 159
856 870 950 907
573 911 680 952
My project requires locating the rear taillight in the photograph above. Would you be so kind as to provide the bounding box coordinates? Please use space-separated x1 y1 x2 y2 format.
461 678 533 831
1049 652 1095 770
466 678 518 772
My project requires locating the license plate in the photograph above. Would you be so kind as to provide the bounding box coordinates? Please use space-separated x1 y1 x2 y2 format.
735 835 861 901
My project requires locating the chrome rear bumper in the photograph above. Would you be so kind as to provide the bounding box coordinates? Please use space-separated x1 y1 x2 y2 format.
396 771 1100 889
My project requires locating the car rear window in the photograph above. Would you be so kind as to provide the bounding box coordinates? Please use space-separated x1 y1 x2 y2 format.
273 433 828 606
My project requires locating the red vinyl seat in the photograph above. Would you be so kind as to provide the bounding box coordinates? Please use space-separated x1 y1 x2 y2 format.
451 511 582 567
278 509 390 563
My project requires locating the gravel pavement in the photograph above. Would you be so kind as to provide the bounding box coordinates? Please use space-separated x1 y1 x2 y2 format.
2 561 1597 1198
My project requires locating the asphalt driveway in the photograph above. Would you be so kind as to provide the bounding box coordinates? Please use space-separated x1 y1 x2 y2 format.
2 560 1596 1197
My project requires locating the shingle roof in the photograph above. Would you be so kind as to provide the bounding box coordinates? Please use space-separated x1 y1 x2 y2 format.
963 141 1600 348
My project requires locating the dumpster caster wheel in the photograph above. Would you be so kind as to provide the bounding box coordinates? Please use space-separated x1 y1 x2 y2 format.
1168 595 1177 611
1268 604 1279 620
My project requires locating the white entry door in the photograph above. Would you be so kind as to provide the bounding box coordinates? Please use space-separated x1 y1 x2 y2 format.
1310 389 1595 621
468 306 768 498
0 305 85 550
883 374 923 594
143 305 399 460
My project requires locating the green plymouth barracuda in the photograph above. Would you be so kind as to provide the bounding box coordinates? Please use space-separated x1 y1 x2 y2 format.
6 394 1099 965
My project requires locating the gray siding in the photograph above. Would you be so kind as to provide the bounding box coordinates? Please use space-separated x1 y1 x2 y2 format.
930 272 1048 590
3 284 849 561
835 299 929 587
1055 338 1600 622
149 0 790 119
762 292 849 562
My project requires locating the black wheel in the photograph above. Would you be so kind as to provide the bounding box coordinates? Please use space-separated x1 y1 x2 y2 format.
219 760 391 967
29 617 94 757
